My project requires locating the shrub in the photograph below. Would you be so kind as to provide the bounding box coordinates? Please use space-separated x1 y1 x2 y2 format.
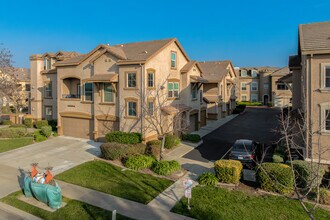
152 160 181 176
272 153 284 163
23 118 33 128
1 120 12 125
257 162 294 195
146 140 161 160
198 172 219 186
35 120 48 129
214 160 243 184
124 155 155 171
181 134 201 143
319 188 330 205
40 125 52 138
267 102 273 107
0 127 27 138
9 124 27 128
289 160 325 189
34 130 47 142
237 101 263 106
47 119 58 131
100 142 146 160
164 135 180 149
105 131 142 144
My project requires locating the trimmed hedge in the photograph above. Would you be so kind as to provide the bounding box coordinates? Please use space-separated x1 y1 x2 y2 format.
23 118 33 128
35 120 48 129
198 172 219 186
181 134 201 143
34 130 47 142
1 120 12 125
100 142 146 160
152 160 181 176
0 127 27 138
124 155 155 171
164 135 180 149
105 131 142 144
289 160 325 189
146 140 161 160
214 160 243 184
41 125 52 137
9 124 27 128
237 101 263 106
272 153 284 163
257 163 294 195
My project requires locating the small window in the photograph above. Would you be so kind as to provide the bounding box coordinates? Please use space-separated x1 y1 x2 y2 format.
264 83 269 89
45 106 52 120
191 84 198 100
171 52 177 68
251 82 258 91
251 94 258 102
25 84 31 91
251 70 258 78
127 101 137 117
147 72 154 88
241 70 247 77
148 101 154 115
44 58 51 70
44 82 52 98
242 95 247 101
326 110 330 131
103 83 115 103
241 82 247 91
325 67 330 88
84 83 93 101
127 73 136 88
277 83 288 90
168 82 179 98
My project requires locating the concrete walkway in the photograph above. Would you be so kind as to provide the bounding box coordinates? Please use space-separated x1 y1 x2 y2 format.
0 202 42 220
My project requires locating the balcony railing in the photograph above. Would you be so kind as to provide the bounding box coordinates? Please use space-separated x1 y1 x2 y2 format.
62 94 81 99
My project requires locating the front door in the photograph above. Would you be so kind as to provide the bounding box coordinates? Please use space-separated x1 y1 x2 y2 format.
263 95 269 105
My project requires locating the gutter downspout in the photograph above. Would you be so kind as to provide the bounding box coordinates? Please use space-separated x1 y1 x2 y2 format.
140 64 144 137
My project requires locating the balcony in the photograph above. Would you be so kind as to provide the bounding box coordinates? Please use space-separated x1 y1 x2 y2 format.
61 77 81 100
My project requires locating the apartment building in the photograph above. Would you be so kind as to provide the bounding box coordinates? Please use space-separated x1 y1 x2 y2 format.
30 38 207 140
288 21 330 163
199 61 237 120
236 67 292 107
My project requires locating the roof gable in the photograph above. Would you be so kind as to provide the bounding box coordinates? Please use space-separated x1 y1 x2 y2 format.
198 61 234 82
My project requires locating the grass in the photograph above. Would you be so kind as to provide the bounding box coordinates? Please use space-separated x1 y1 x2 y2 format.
171 186 330 220
55 160 174 204
1 191 131 220
0 137 34 153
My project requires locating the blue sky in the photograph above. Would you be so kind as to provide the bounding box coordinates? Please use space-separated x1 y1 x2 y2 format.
1 0 329 68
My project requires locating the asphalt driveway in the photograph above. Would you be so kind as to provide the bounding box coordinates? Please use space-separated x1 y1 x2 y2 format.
183 107 281 162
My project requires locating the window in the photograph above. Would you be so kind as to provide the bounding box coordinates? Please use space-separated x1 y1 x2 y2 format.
251 94 258 102
44 82 52 98
241 82 247 91
264 83 269 89
277 83 288 90
251 82 258 91
251 70 258 78
45 106 52 116
148 101 154 115
25 84 31 91
77 84 81 98
44 58 51 70
191 84 198 100
242 95 247 101
84 83 93 101
127 73 136 88
103 83 115 103
168 82 179 98
326 110 330 131
325 67 330 88
127 101 137 117
241 70 247 77
171 52 177 68
147 72 154 88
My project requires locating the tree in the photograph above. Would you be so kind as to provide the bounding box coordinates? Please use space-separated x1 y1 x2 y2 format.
0 44 27 114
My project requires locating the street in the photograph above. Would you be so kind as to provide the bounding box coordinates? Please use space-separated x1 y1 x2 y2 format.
184 107 281 162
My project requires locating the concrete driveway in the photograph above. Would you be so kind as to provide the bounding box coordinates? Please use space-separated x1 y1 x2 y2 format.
0 136 101 198
184 107 281 162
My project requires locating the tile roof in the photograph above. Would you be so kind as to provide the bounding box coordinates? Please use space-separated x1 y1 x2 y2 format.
161 104 191 115
239 66 279 72
198 61 231 82
181 61 197 73
203 95 219 103
82 74 118 83
299 21 330 53
271 67 290 76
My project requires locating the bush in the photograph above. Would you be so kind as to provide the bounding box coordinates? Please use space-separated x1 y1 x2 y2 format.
272 153 284 163
237 101 263 106
40 125 52 138
1 120 12 125
164 135 180 149
105 131 142 144
198 172 219 186
124 155 155 171
152 160 181 176
214 160 243 184
0 127 27 138
9 124 27 128
257 163 294 195
35 120 48 129
289 160 325 189
100 142 146 160
23 118 33 128
319 188 330 205
267 102 273 107
146 140 161 160
48 119 57 131
34 130 47 142
181 134 201 143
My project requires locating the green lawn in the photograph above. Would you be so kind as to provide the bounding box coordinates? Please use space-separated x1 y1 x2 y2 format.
1 191 131 220
55 160 174 204
0 137 34 153
171 186 330 220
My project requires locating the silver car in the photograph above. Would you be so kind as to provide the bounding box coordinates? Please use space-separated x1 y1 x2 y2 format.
229 139 258 164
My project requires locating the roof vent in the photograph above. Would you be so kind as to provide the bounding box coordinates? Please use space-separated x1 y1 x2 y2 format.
107 43 110 46
120 44 124 47
144 51 148 54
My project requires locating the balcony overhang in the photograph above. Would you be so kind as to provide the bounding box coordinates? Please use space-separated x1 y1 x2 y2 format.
161 104 192 115
82 74 118 83
190 75 208 83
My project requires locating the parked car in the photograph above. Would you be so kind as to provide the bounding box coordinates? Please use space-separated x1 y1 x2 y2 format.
229 139 258 166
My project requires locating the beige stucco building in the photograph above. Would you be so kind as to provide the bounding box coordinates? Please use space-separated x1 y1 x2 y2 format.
30 38 209 141
288 21 330 163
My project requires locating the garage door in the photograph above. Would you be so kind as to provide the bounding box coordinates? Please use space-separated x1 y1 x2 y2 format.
200 110 207 127
98 120 119 137
62 117 94 139
188 113 198 133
